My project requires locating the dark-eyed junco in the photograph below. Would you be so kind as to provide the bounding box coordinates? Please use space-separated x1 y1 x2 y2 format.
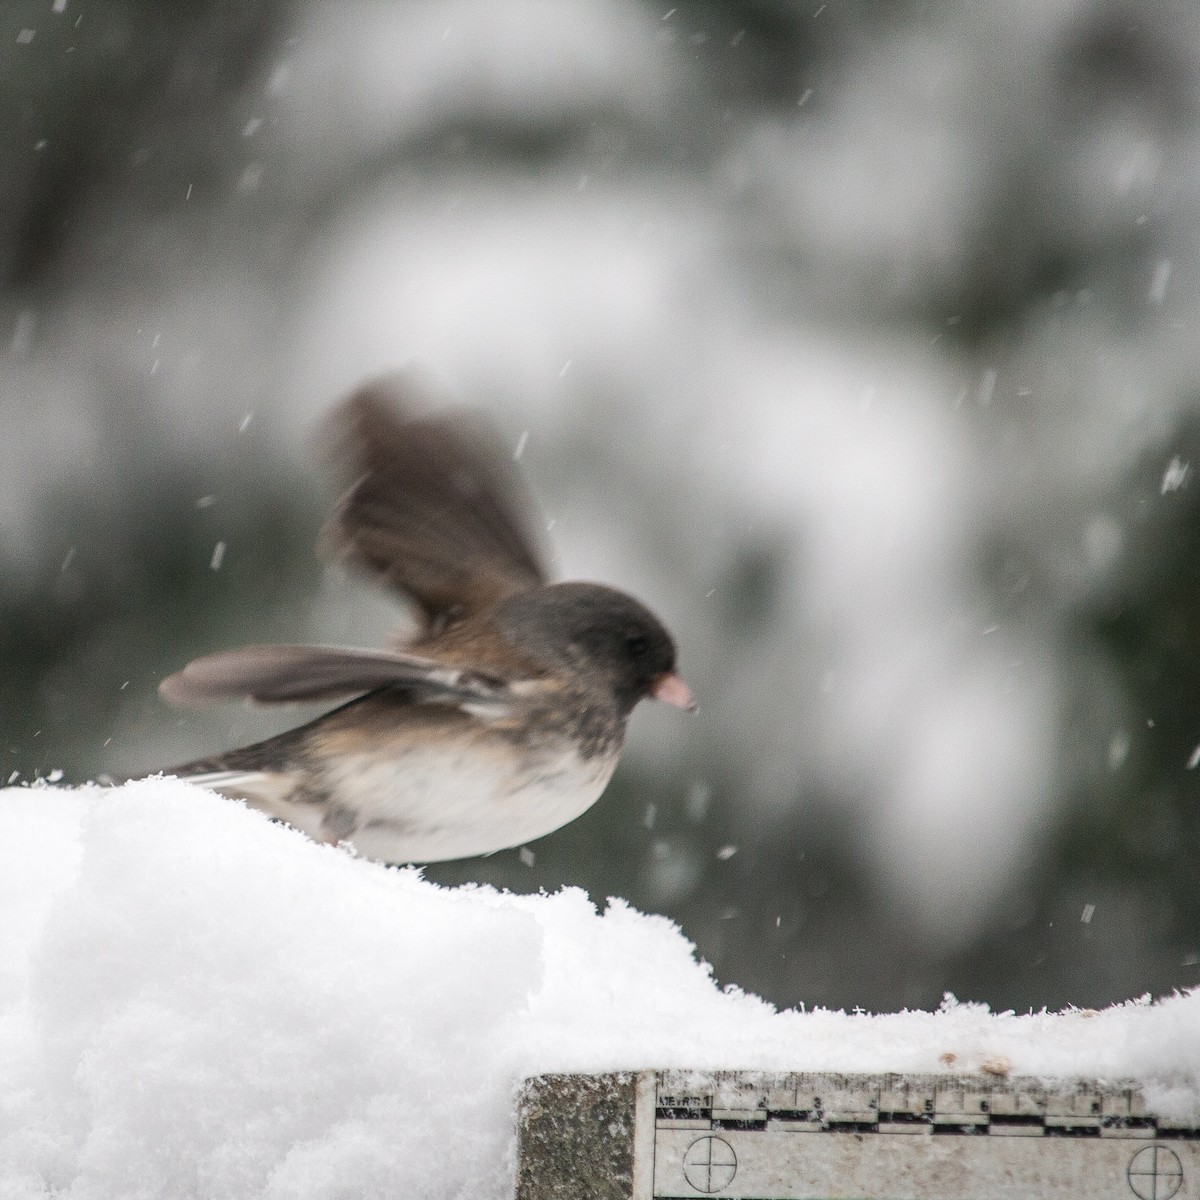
158 372 694 864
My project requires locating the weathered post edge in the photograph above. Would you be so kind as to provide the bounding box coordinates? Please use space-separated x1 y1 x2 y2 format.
516 1072 646 1200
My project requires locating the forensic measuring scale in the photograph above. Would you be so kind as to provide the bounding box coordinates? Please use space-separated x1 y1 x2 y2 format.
517 1071 1199 1200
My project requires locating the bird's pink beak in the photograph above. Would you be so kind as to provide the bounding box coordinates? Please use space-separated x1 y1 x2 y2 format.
652 671 697 712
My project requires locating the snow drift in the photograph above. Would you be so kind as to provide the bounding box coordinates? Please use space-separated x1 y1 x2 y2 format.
2 778 1198 1199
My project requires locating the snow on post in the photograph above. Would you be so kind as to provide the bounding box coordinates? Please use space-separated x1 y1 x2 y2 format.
1 777 1198 1199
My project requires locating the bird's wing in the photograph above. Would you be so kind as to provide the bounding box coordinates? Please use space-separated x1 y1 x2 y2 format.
158 643 509 707
320 371 549 631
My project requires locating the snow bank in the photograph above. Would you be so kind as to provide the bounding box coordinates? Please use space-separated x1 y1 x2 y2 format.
2 778 1198 1199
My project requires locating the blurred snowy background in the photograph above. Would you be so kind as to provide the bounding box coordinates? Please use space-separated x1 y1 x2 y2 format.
3 0 1200 1015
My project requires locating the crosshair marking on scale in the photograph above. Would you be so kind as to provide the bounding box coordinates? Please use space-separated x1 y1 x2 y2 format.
1128 1145 1183 1200
682 1135 737 1194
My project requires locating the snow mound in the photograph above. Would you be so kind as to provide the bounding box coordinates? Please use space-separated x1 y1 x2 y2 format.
2 778 1198 1199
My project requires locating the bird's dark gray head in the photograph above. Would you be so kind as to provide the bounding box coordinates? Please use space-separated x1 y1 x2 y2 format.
495 581 691 714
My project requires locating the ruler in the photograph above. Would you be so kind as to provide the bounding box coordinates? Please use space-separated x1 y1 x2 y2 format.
517 1071 1199 1200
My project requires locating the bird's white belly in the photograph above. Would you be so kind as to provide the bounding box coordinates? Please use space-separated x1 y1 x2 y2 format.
313 741 616 864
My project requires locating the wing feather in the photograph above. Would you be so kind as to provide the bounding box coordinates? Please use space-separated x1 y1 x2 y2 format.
159 643 508 707
321 371 548 628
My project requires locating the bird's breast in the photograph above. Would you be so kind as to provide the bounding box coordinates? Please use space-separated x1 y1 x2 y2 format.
312 735 618 864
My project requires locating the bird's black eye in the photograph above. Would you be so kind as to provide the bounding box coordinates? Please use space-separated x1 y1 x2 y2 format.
626 635 649 656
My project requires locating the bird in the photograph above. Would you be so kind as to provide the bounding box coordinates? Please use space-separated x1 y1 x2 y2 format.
158 371 694 865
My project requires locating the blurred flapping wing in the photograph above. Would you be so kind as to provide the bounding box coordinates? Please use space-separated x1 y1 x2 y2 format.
159 643 509 707
321 373 549 630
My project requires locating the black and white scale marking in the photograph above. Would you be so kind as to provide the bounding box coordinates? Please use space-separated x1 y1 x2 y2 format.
632 1071 1200 1200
